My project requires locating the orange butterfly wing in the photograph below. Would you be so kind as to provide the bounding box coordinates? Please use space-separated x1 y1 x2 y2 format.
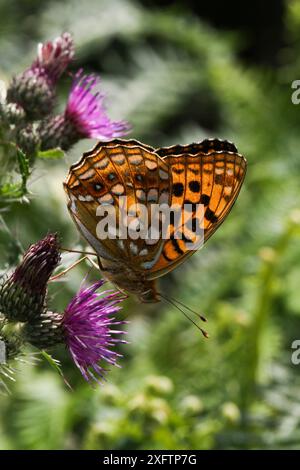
64 139 246 283
145 140 247 279
64 140 171 270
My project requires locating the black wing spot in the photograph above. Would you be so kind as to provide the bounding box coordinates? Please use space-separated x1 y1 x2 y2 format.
173 182 184 197
107 173 117 181
170 211 175 225
93 183 103 192
189 181 200 193
162 250 173 262
172 167 184 175
214 174 224 185
170 237 184 255
181 232 193 243
192 217 197 232
135 174 144 182
205 207 218 223
200 139 238 154
200 194 210 206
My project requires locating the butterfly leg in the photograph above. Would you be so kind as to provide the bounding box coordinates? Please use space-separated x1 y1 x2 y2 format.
60 247 97 256
49 256 91 281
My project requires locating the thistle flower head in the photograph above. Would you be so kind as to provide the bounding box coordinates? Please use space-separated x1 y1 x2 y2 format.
12 233 60 292
39 70 130 151
62 280 127 383
6 33 74 120
0 234 61 322
33 32 74 83
65 70 129 141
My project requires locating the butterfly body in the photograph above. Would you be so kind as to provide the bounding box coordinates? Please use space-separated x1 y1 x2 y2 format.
64 139 247 302
97 256 159 302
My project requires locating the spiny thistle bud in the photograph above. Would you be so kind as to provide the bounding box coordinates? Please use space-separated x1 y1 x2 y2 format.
7 69 55 120
1 102 26 125
17 124 40 156
6 33 74 121
38 114 78 151
22 311 64 349
0 234 61 322
39 70 129 151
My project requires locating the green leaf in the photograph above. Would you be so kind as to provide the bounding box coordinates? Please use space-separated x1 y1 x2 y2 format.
16 148 29 193
0 182 25 199
37 148 65 160
41 351 63 375
0 147 29 202
41 351 71 390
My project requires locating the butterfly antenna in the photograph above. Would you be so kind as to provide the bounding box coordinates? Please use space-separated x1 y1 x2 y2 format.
166 296 207 323
60 247 97 256
158 293 209 338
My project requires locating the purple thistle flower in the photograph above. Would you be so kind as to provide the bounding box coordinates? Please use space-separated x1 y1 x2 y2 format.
66 70 130 140
62 280 128 383
39 70 130 151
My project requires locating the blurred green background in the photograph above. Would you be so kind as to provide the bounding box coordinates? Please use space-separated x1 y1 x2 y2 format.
1 0 300 450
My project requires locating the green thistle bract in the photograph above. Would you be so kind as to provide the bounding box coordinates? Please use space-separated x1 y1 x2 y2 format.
22 311 64 349
0 234 61 322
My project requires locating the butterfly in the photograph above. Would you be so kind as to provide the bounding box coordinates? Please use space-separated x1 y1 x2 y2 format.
64 138 247 303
